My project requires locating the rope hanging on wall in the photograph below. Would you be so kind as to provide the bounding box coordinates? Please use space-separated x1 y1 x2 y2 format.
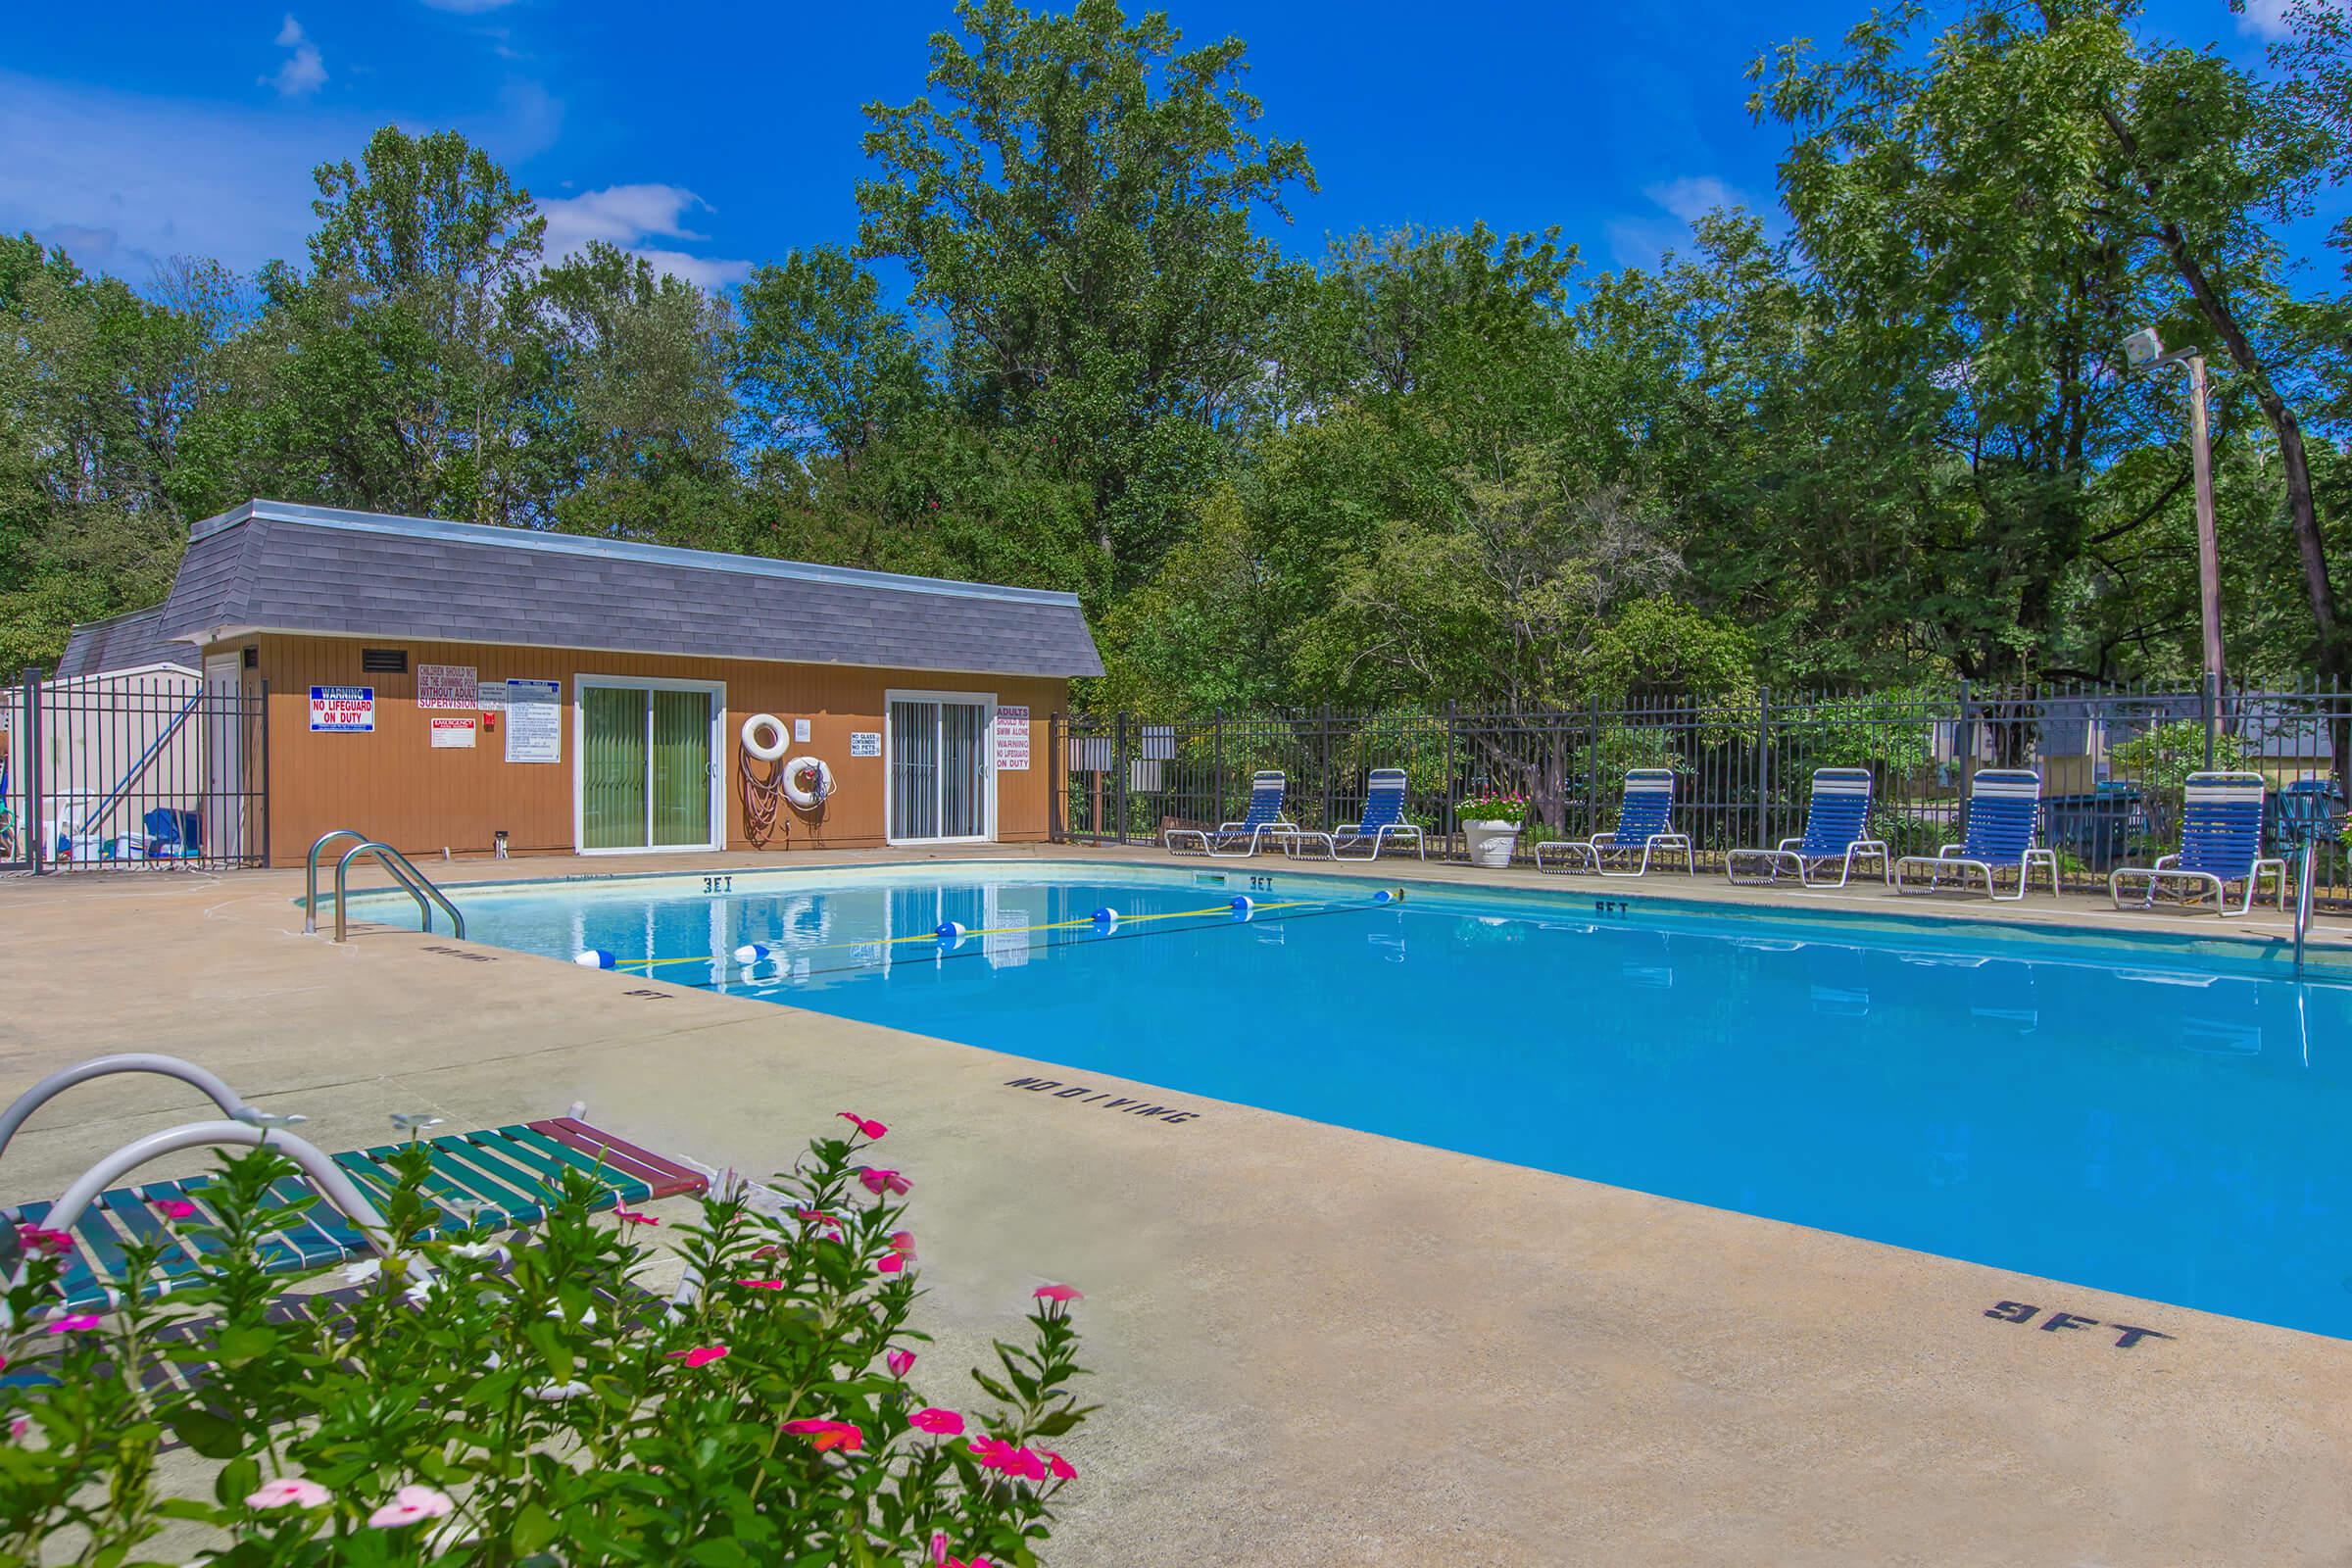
740 750 784 848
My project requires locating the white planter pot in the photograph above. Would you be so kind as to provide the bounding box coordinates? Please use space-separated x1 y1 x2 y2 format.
1462 819 1522 868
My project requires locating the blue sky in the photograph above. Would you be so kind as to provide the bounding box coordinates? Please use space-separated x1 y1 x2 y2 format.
0 1 2330 296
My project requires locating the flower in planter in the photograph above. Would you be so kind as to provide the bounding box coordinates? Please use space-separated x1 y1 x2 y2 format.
665 1345 730 1368
246 1477 332 1509
836 1111 888 1140
152 1199 199 1221
44 1314 101 1335
857 1166 911 1197
781 1417 863 1452
1033 1283 1083 1304
909 1406 965 1436
368 1486 454 1529
886 1348 916 1377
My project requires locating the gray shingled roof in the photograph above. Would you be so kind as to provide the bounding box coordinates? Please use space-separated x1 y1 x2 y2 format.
54 605 199 677
156 501 1103 678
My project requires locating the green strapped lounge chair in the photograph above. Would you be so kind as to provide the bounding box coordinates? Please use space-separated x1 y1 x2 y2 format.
1 1054 707 1318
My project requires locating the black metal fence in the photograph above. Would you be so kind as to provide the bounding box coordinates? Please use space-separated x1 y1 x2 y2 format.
1052 678 2352 902
4 668 270 873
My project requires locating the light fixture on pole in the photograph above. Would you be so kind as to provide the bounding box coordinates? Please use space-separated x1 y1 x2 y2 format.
2124 326 2223 742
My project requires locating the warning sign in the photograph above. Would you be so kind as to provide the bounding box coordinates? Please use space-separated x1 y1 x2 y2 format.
430 715 477 749
416 663 477 710
505 679 563 763
310 686 374 732
994 705 1030 771
850 731 881 758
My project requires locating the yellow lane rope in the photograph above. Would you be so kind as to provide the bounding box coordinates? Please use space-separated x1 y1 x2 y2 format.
608 897 1336 969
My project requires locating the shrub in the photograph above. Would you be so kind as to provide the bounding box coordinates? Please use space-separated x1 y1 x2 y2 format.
0 1118 1093 1566
1456 793 1528 825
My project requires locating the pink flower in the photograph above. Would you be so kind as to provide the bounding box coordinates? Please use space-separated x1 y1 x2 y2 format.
1042 1448 1077 1480
613 1209 661 1227
367 1486 454 1529
888 1230 916 1257
836 1111 888 1140
665 1346 730 1368
886 1348 915 1378
909 1406 965 1437
876 1252 906 1275
246 1476 332 1509
857 1167 910 1197
968 1436 1018 1469
781 1417 863 1452
791 1207 843 1234
932 1536 994 1568
735 1278 786 1291
14 1226 71 1256
43 1314 101 1335
1033 1283 1083 1303
153 1199 199 1221
1003 1446 1048 1482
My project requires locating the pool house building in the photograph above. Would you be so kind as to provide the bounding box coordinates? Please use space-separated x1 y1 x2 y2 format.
45 500 1102 866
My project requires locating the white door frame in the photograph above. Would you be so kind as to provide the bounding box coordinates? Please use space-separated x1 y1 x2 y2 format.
572 674 726 855
201 654 244 862
884 688 997 846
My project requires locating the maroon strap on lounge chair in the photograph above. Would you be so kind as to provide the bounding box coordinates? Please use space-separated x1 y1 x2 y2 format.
528 1117 709 1200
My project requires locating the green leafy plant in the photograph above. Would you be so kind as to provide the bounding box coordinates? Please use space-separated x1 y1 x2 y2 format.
0 1117 1093 1566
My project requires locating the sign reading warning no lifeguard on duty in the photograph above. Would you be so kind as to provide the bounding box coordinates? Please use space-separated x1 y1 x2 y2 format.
309 685 374 732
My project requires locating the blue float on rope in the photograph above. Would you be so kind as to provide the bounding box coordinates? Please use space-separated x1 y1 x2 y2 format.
935 920 966 947
1373 888 1397 905
733 943 775 964
574 950 616 969
1091 906 1120 930
1230 895 1255 921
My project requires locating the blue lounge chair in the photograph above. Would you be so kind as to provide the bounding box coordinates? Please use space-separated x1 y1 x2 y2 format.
1163 770 1298 858
2109 770 2286 916
1892 768 2058 901
1726 767 1889 889
1 1054 707 1317
1534 767 1692 877
1286 767 1425 860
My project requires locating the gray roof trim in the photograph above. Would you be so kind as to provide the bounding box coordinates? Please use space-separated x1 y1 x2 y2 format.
192 625 1088 681
189 500 1085 610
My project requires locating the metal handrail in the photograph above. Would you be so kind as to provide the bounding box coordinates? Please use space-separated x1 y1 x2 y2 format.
333 840 466 943
2296 839 2316 974
306 829 370 933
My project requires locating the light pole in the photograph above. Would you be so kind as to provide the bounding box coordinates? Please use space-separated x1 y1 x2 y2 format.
2124 326 2223 747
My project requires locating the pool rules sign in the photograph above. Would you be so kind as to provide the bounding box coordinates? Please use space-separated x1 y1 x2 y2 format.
994 706 1030 771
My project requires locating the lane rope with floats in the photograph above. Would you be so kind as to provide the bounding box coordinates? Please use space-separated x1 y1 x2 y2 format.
573 887 1406 979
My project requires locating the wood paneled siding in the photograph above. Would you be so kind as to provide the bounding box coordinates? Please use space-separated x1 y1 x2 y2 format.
229 635 1068 865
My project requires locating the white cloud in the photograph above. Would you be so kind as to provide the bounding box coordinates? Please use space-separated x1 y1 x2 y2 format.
1644 175 1743 223
2237 0 2293 39
268 16 327 99
1606 174 1751 269
537 184 752 289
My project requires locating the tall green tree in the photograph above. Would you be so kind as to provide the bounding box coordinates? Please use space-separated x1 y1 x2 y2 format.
856 0 1313 583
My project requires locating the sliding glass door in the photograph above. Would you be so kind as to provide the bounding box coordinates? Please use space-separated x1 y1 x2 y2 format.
579 679 721 852
888 692 994 843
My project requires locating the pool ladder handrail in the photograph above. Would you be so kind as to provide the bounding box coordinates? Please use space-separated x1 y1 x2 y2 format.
305 829 370 933
317 833 466 943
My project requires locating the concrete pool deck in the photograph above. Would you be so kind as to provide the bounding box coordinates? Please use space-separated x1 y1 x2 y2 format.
4 848 2350 1564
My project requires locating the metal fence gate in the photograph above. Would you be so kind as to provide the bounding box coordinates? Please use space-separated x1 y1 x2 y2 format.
4 667 270 873
1054 678 2352 905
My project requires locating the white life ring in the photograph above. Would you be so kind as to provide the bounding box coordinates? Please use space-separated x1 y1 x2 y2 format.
741 712 789 761
781 756 834 810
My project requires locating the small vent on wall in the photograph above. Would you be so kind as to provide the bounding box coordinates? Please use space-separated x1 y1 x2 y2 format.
241 645 258 669
362 647 408 673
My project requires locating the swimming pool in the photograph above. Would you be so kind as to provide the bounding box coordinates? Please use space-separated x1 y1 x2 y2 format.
366 861 2352 1340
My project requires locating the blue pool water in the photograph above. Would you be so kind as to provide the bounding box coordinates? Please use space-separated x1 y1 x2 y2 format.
380 862 2352 1339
